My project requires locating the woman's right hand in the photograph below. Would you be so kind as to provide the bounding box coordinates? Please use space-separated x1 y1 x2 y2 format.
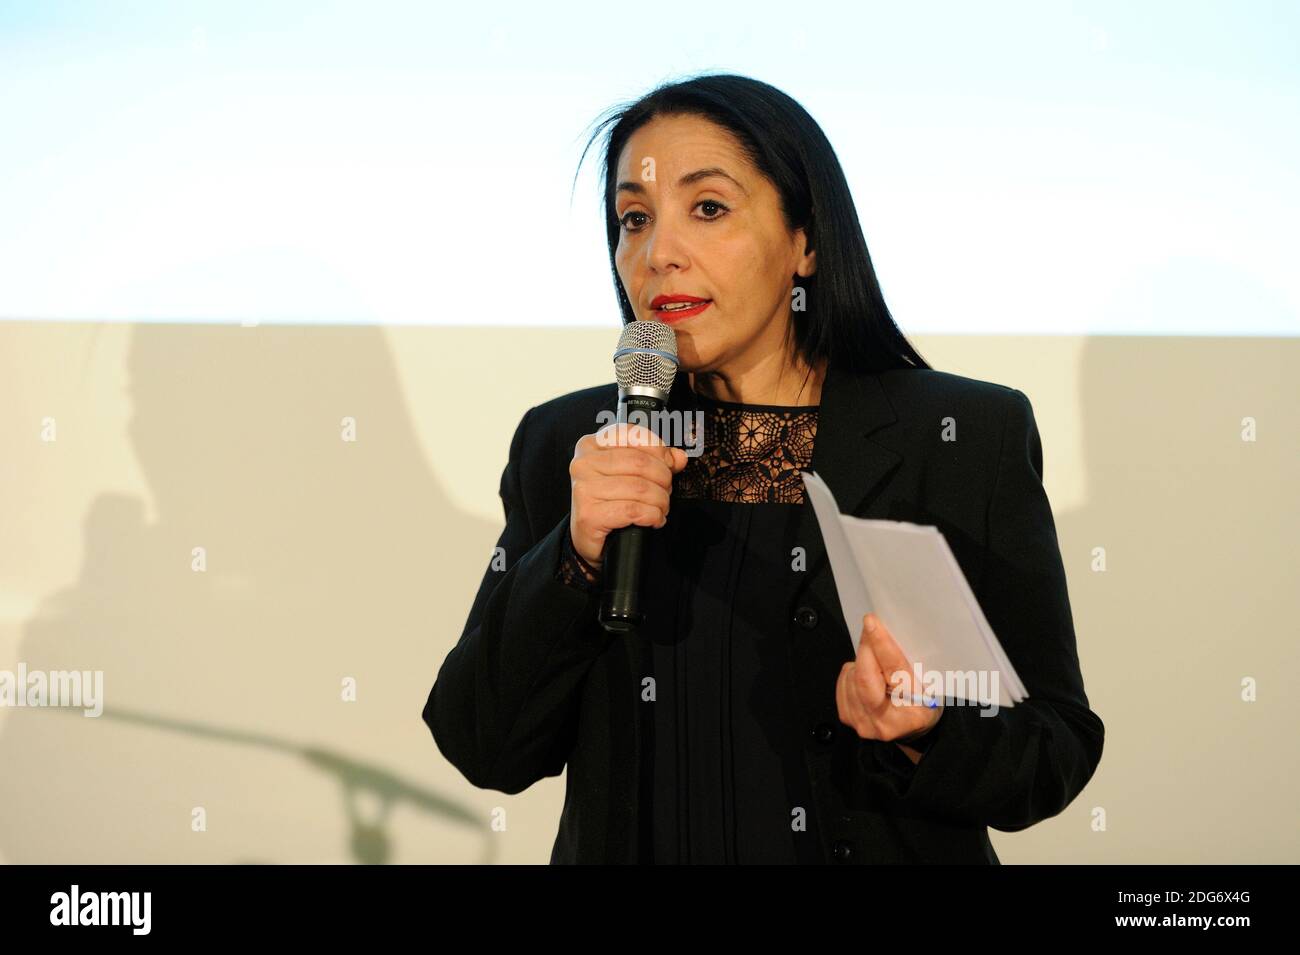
569 422 688 570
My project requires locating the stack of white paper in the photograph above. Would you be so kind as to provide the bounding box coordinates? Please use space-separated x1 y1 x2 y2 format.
801 470 1027 708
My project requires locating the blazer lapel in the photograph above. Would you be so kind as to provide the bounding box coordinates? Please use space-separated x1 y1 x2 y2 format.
792 364 904 654
808 362 902 518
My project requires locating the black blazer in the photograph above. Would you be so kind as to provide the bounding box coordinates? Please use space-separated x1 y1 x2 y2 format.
422 362 1105 864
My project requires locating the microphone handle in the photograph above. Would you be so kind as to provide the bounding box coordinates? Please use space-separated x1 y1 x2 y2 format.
598 392 668 633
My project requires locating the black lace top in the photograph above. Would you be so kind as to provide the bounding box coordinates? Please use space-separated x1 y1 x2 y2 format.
556 392 819 590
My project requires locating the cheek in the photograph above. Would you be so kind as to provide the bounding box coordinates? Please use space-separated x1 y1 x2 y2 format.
613 251 633 291
743 238 795 299
708 241 760 296
724 228 774 277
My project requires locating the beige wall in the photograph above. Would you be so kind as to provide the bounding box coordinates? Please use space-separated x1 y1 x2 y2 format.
0 321 1294 863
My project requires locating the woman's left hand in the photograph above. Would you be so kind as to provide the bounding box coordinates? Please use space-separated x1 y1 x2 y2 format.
836 613 944 758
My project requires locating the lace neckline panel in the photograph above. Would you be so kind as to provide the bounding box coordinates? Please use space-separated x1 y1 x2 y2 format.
675 392 819 504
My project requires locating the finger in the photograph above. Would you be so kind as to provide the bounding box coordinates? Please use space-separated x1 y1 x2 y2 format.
892 697 944 742
585 496 670 535
837 664 864 734
655 444 682 474
587 446 676 489
627 422 666 447
593 423 639 451
853 616 889 705
584 476 671 513
592 499 668 530
611 424 684 473
595 423 681 470
860 614 921 717
596 422 663 449
838 663 877 739
863 613 911 678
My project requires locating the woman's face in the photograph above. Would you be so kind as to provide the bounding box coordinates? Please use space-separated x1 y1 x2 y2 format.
613 113 816 375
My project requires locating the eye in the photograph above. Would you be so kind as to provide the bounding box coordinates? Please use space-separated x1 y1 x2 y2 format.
618 199 731 233
697 199 728 220
619 210 649 231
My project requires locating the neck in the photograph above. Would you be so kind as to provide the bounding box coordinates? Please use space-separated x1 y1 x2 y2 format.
689 352 826 407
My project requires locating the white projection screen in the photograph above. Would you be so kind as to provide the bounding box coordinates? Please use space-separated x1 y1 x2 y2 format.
2 1 1295 333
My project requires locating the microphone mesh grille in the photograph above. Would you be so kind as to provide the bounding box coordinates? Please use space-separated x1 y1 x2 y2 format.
614 320 679 394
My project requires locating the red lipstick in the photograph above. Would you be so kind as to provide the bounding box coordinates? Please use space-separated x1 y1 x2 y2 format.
650 293 712 323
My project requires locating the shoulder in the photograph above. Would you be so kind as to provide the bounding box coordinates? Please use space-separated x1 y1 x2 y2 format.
530 381 618 427
508 381 617 464
502 382 618 529
865 368 1040 492
872 367 1033 445
875 366 1023 417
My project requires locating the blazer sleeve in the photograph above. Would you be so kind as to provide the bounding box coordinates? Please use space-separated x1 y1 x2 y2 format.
854 388 1105 831
421 405 612 794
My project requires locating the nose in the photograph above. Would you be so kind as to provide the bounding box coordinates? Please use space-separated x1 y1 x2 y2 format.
642 216 690 274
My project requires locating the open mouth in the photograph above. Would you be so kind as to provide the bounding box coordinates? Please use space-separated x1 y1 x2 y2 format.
654 300 712 321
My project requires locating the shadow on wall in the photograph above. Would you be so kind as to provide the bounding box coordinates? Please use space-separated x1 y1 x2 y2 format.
1032 334 1298 862
0 316 1296 863
0 323 503 863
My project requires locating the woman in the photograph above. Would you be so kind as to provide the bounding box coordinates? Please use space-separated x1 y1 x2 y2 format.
423 73 1104 864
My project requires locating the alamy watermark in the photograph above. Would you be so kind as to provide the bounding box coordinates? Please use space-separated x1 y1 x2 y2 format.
0 663 104 717
595 408 706 458
887 664 1003 717
50 885 150 935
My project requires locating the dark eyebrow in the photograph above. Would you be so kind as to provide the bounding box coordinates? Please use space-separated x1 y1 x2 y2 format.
616 167 748 198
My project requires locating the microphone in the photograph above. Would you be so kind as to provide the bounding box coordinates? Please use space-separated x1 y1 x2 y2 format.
598 320 680 634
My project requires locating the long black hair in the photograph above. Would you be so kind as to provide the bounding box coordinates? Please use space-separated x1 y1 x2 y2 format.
574 72 930 374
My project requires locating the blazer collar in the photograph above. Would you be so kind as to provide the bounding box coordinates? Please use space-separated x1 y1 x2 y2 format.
666 361 902 517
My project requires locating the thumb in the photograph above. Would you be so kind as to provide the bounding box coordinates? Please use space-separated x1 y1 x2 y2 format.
669 447 688 471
